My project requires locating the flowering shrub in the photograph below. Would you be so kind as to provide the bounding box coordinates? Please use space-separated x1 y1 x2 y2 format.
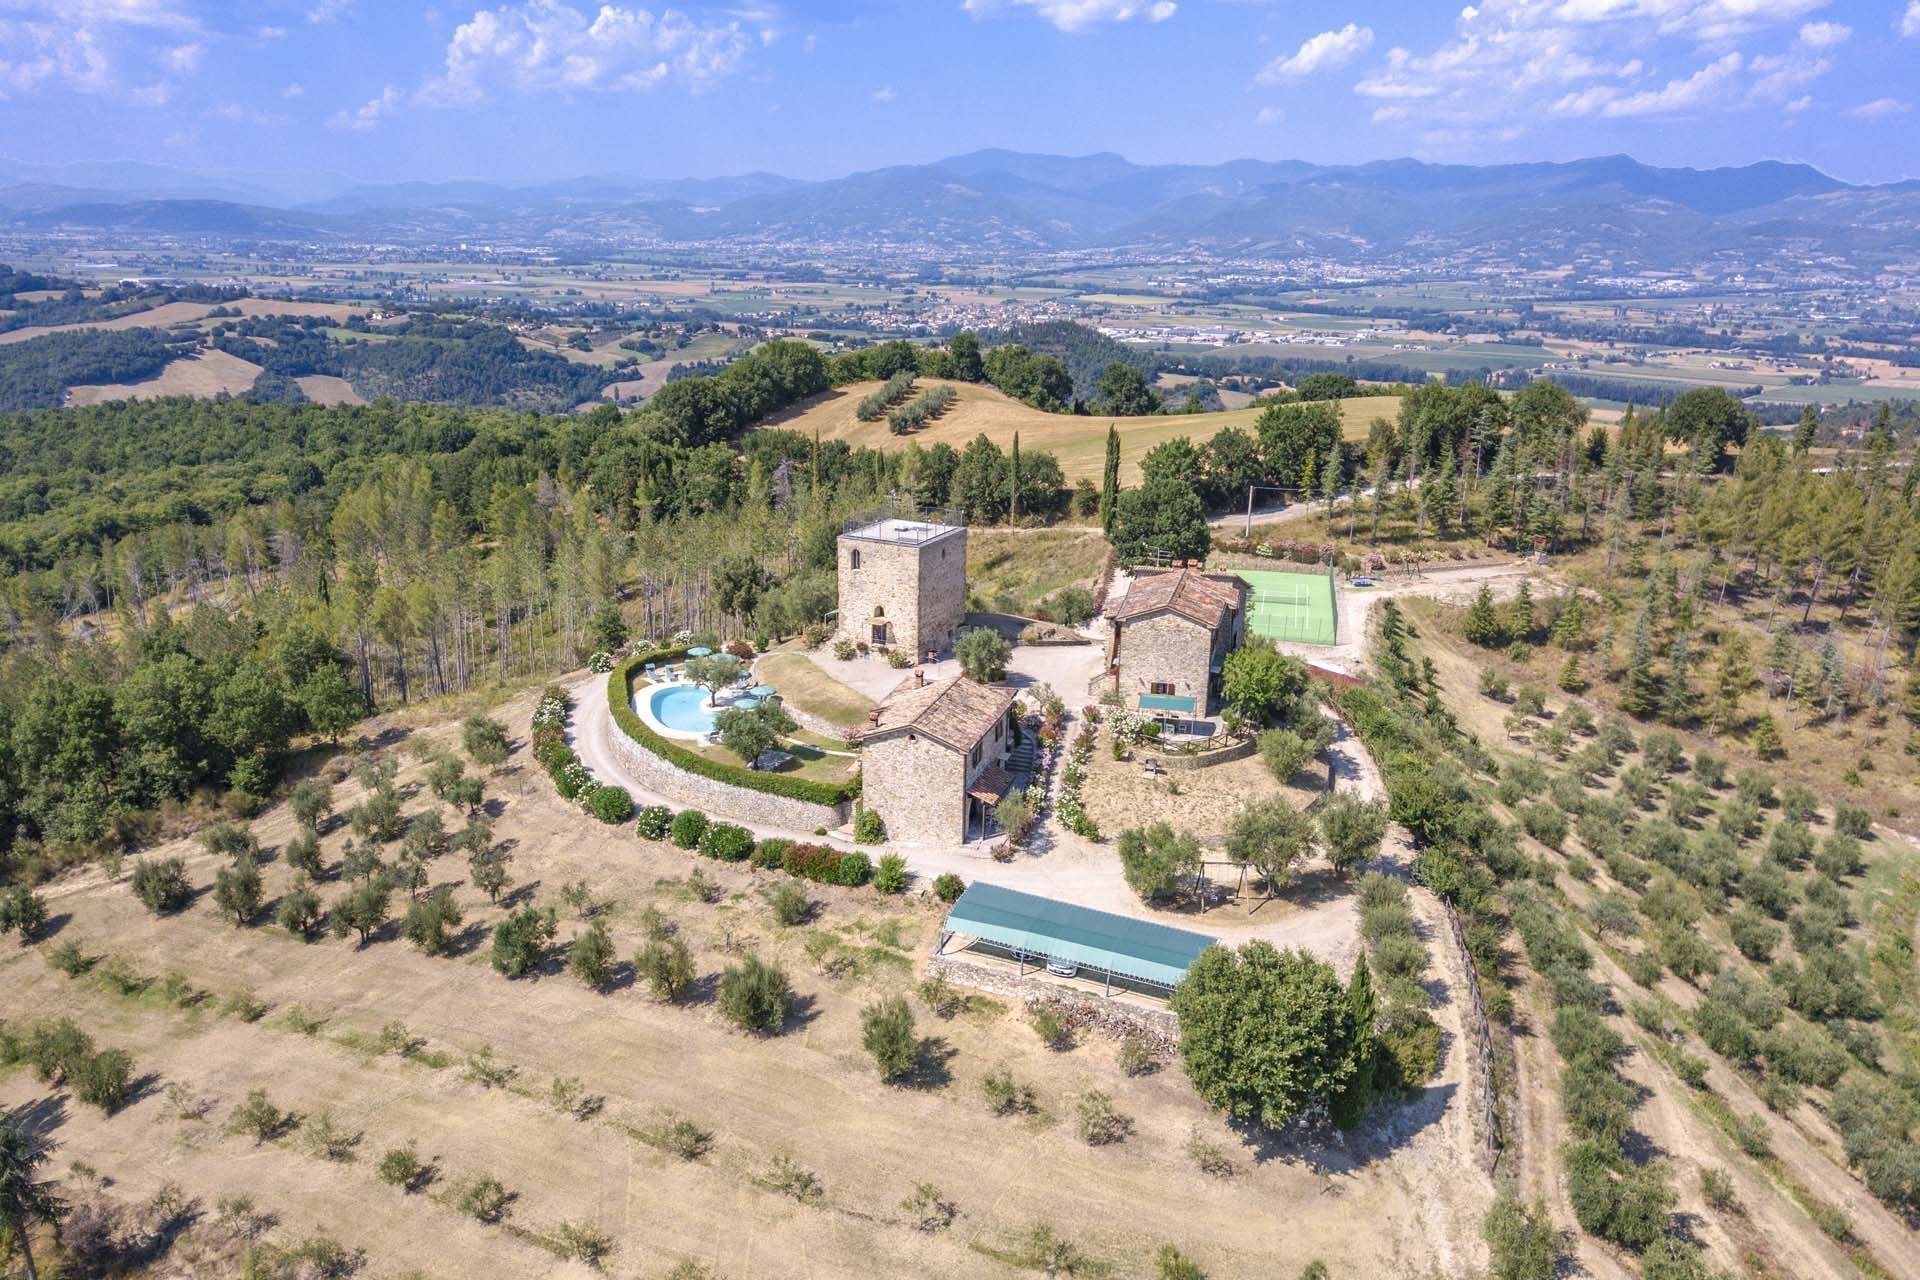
587 651 616 674
700 822 755 861
1057 726 1100 838
533 690 569 733
671 629 694 646
557 760 593 801
636 805 672 840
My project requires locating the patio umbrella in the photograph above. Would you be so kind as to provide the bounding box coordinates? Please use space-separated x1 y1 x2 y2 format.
686 646 713 657
749 685 777 697
733 696 761 710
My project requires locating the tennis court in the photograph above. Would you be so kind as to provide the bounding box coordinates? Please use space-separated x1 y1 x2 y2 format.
1236 569 1339 646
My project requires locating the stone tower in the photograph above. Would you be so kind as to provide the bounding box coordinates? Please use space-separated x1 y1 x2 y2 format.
836 515 968 659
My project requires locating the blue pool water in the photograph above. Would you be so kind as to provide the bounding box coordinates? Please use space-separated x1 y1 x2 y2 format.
648 684 718 736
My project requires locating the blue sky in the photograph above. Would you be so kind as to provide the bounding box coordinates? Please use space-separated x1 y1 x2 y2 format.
1 0 1916 189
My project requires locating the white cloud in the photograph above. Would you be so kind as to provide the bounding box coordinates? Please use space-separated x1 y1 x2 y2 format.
1255 105 1283 125
1352 0 1837 134
329 83 400 130
417 2 750 106
307 0 353 23
960 0 1175 34
0 0 197 98
1256 23 1371 82
257 24 286 40
210 101 287 125
282 80 304 97
1783 93 1811 112
1848 96 1909 119
1903 2 1920 38
1552 50 1741 117
871 84 894 102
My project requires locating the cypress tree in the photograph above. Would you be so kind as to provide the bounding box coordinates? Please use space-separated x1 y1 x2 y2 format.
1329 955 1379 1130
1009 431 1022 525
1099 423 1120 536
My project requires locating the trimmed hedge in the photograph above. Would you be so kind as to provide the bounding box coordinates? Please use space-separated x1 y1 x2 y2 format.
608 653 860 808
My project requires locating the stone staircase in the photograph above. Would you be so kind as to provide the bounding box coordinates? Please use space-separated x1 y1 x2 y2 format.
1006 736 1038 786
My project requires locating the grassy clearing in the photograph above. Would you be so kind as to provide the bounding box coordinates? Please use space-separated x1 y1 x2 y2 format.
964 528 1111 617
771 380 1394 484
754 652 876 730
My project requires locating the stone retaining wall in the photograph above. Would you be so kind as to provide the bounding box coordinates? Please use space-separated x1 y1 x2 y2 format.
605 718 852 832
927 954 1181 1053
1145 734 1260 772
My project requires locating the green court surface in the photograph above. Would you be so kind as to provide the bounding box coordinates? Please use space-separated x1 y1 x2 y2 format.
1235 570 1338 646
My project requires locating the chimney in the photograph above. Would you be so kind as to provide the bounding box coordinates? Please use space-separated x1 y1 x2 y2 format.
915 668 927 688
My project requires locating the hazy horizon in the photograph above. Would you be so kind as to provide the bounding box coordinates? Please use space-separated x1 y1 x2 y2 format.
0 1 1916 188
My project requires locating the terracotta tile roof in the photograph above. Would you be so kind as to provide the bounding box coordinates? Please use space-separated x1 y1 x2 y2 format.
967 766 1016 805
1106 568 1243 630
858 675 1017 753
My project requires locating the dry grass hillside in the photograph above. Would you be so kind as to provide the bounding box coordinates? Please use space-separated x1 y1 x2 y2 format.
766 380 1397 484
0 686 1490 1280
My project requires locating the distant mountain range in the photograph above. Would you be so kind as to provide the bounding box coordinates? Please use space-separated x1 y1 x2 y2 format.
3 149 1917 267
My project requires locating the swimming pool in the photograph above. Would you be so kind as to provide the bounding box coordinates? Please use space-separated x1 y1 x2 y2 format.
647 684 719 738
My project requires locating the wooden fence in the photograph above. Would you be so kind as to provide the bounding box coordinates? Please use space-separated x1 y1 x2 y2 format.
1445 901 1502 1172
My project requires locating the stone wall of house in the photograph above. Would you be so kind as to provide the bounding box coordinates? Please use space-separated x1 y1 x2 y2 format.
861 729 966 843
605 720 852 832
1112 611 1215 711
836 527 967 658
927 954 1182 1052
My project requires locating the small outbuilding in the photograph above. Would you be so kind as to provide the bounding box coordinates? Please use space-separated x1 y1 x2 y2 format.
1099 567 1248 717
937 881 1216 999
854 672 1019 845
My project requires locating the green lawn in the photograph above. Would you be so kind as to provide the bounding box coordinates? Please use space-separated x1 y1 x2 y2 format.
755 652 876 730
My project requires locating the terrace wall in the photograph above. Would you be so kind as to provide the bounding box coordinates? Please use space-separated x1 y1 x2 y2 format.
604 717 852 832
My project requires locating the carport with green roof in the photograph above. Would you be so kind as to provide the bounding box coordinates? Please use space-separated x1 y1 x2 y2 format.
937 881 1216 999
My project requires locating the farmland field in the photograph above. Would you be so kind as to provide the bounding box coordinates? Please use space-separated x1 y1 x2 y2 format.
772 380 1397 483
66 348 263 405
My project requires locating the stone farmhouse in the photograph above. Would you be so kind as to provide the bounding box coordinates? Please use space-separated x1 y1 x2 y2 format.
1099 567 1248 717
836 515 968 660
854 671 1019 845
